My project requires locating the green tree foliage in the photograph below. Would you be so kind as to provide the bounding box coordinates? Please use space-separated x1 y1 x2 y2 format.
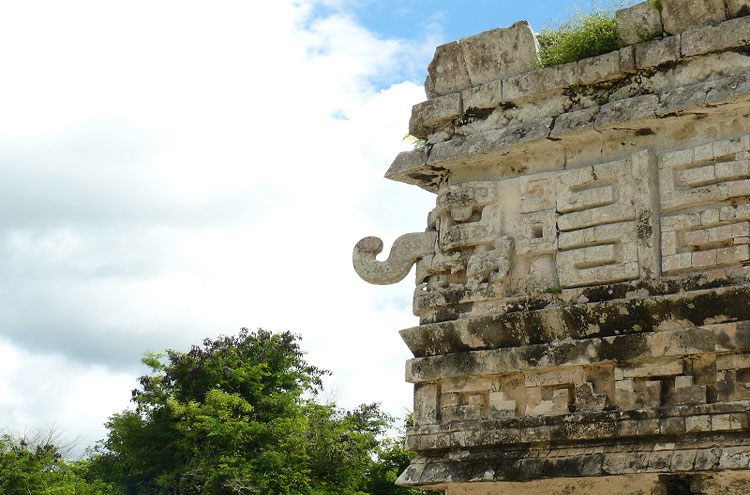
92 329 412 495
0 433 120 495
363 416 426 495
537 2 632 67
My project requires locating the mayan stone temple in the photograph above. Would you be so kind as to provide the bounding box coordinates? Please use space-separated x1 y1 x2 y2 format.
353 1 750 494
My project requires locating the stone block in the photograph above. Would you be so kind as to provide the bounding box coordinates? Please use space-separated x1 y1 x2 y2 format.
386 148 427 178
616 1 664 46
726 0 750 17
442 404 483 423
717 245 750 265
641 380 663 408
461 21 539 87
553 388 572 411
639 418 661 435
616 389 638 411
462 79 503 111
441 392 460 407
577 50 622 83
647 451 673 471
663 252 692 272
414 383 439 426
575 382 608 411
442 377 493 394
635 36 680 69
525 367 584 387
694 447 721 470
594 94 658 128
715 160 750 180
670 450 696 471
705 70 750 104
693 249 718 267
679 164 716 187
550 106 599 137
721 203 750 221
673 385 708 405
621 360 684 378
701 208 721 225
711 413 737 431
409 94 462 135
503 61 580 100
716 352 750 370
618 419 639 436
425 41 471 98
675 375 694 389
719 446 750 468
660 0 726 34
662 231 678 256
488 391 516 417
681 15 750 57
620 45 637 73
686 414 712 432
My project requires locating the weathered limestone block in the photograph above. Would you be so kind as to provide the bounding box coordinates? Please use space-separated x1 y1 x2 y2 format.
461 21 538 87
414 383 439 426
634 36 680 69
409 93 462 137
425 41 472 99
681 15 750 57
660 0 726 34
616 1 664 46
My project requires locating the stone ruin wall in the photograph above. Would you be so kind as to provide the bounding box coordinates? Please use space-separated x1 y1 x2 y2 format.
353 1 750 494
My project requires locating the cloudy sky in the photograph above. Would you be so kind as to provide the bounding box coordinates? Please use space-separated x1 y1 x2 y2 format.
0 0 587 454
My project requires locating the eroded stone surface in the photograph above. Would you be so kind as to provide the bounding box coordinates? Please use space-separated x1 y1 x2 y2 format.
460 21 539 87
425 42 472 99
660 0 726 35
616 2 663 46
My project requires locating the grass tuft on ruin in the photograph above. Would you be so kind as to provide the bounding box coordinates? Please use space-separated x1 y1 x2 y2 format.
537 2 633 68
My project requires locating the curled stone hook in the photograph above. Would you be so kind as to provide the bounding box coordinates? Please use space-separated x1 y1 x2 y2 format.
353 231 437 285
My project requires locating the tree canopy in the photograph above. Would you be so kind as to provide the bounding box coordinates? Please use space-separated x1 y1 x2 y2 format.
82 328 424 495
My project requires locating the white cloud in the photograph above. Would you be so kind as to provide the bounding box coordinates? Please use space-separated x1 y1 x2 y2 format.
0 0 437 451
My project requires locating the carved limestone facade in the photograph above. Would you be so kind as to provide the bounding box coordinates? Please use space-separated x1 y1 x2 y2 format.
354 1 750 494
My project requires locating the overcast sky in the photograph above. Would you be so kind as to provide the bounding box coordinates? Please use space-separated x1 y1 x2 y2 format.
0 0 588 455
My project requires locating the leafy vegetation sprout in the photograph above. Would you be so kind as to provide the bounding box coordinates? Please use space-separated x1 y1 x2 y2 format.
403 133 428 149
536 1 636 68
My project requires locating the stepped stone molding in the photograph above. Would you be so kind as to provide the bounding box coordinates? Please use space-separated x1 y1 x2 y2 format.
353 1 750 493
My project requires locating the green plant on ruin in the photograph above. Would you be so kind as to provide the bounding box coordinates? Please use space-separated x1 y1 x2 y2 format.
403 133 428 149
537 1 635 68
